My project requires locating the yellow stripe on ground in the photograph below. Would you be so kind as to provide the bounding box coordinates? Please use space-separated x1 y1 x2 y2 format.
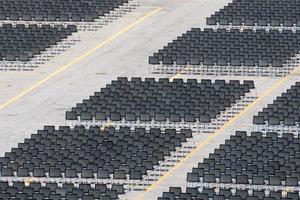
100 120 112 131
135 67 300 200
0 7 162 110
24 177 37 186
169 66 191 81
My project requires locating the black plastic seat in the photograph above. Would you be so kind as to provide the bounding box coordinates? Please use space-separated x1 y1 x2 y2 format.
139 113 151 122
206 18 217 25
80 112 92 120
203 174 216 183
129 171 142 180
189 58 200 65
187 173 199 182
49 168 61 178
17 168 29 177
230 59 241 66
271 19 280 27
258 60 269 67
169 114 181 122
1 167 13 176
65 169 77 178
81 169 94 178
125 113 137 121
33 168 46 178
95 112 106 121
286 177 298 186
203 58 213 66
257 19 267 26
272 60 282 67
97 169 110 179
244 59 255 67
110 113 121 121
220 174 232 183
219 18 229 25
269 176 281 185
155 113 166 122
252 176 264 185
253 116 264 125
176 57 187 65
149 56 160 65
162 57 173 65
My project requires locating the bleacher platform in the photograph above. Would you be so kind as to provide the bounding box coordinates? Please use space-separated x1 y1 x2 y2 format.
149 28 300 76
206 0 300 28
0 24 78 71
66 77 256 131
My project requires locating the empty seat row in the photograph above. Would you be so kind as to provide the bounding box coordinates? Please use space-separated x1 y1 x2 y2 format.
0 125 192 180
149 28 300 68
0 0 130 22
206 0 300 27
0 23 77 62
253 82 300 126
66 77 254 123
158 186 300 200
187 131 300 186
0 181 123 200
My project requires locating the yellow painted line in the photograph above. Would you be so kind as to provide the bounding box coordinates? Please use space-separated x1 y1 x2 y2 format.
24 178 36 186
0 7 163 110
100 120 112 130
169 66 191 81
135 66 300 200
170 72 182 81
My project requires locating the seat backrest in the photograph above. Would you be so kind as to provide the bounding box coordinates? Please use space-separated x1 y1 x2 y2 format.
253 116 265 125
236 175 249 184
269 176 281 185
148 56 159 65
206 18 217 25
187 172 199 182
203 173 216 183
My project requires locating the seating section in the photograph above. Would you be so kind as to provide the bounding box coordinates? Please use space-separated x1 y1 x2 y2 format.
0 24 77 62
0 0 130 22
253 82 300 126
0 181 124 199
0 125 192 180
206 0 300 27
66 77 254 123
149 28 300 68
187 131 300 186
158 187 300 200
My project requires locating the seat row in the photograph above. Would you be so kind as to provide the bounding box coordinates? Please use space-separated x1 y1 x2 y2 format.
0 0 130 22
0 181 123 200
187 131 300 186
254 82 300 127
159 187 300 200
0 125 192 181
66 77 254 123
206 0 300 27
149 28 300 68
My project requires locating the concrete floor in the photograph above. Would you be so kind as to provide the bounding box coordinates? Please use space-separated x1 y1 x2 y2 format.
0 0 299 199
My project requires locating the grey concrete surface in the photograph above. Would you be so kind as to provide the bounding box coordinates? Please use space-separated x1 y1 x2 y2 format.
0 0 299 199
126 73 300 200
0 0 231 154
